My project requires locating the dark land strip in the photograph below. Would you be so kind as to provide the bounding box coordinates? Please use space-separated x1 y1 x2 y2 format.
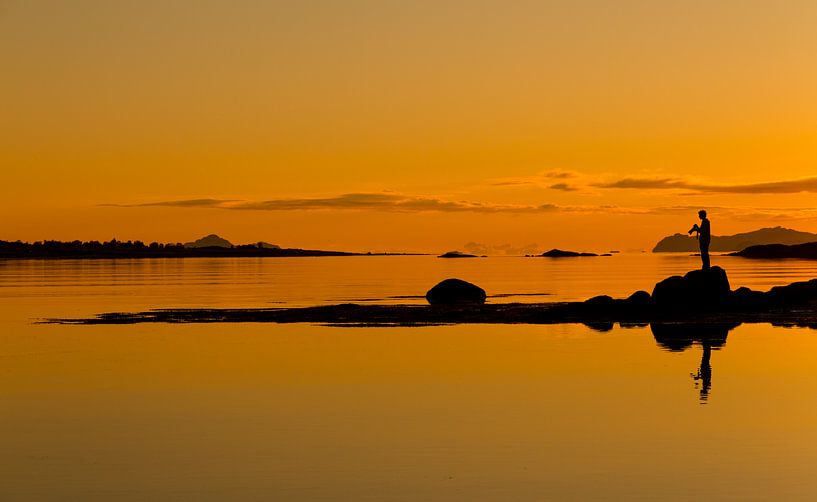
43 267 817 329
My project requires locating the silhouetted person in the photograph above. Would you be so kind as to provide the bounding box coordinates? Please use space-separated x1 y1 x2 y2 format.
688 210 710 269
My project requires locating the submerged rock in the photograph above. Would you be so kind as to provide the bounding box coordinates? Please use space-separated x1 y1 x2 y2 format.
652 266 731 311
426 278 487 305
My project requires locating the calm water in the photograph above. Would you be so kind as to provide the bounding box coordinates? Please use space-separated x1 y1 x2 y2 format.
2 254 817 500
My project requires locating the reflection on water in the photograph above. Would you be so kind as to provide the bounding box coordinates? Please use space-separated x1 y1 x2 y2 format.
4 257 817 499
3 254 817 313
651 323 737 404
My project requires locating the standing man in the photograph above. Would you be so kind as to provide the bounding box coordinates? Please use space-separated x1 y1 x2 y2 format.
688 210 711 269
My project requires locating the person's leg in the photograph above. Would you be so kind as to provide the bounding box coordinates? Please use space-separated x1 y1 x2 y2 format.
701 242 710 269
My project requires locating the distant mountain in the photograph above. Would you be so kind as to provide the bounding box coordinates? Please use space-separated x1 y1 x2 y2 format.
257 241 281 249
184 234 233 248
652 227 817 253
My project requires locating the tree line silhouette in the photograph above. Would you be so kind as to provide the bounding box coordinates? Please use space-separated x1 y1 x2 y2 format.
0 239 357 258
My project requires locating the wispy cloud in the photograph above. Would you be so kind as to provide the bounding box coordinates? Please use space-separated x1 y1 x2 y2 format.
104 193 561 214
102 198 234 208
491 169 817 196
549 183 578 191
490 170 580 187
102 192 817 222
594 176 817 194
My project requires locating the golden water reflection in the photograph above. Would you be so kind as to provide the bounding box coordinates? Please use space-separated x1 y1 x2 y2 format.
3 321 817 500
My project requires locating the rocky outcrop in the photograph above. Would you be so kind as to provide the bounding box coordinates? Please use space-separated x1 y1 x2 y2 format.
652 267 731 311
54 268 817 328
425 279 487 305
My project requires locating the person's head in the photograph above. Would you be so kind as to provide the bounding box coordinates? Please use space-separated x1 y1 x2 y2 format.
698 209 707 220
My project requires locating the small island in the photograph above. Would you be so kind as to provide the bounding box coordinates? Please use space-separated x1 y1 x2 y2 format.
538 249 608 258
438 251 479 258
731 241 817 260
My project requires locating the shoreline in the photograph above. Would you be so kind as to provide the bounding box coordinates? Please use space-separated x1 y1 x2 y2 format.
45 301 817 329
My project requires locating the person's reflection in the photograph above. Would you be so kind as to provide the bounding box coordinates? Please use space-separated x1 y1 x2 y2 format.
691 341 712 402
650 323 737 404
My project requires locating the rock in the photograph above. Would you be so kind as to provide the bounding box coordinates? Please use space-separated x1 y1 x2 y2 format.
729 286 768 309
426 278 487 305
626 290 652 307
584 295 615 309
767 279 817 305
583 321 614 332
651 266 731 311
438 251 478 258
540 249 599 257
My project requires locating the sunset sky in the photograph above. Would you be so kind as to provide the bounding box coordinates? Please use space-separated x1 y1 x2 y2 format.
3 1 817 253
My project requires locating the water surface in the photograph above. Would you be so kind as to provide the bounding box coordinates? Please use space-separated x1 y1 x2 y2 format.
2 254 817 500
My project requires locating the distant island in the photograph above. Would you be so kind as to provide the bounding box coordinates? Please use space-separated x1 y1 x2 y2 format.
438 251 479 258
652 226 817 253
182 234 283 250
537 249 610 258
732 242 817 260
0 235 415 259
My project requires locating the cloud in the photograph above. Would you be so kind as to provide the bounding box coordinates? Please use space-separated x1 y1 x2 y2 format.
594 176 817 194
102 198 234 208
105 193 562 214
490 168 817 196
490 170 580 187
102 192 817 222
549 183 578 191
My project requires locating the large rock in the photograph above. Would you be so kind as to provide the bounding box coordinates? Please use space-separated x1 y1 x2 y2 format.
767 279 817 305
426 279 486 306
652 266 731 311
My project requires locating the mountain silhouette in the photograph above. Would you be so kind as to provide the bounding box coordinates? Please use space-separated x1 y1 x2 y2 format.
652 226 817 253
184 234 233 248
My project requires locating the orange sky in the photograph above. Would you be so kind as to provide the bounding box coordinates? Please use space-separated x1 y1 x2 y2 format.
2 1 817 253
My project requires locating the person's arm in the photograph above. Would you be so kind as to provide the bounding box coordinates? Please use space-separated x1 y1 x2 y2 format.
688 224 700 235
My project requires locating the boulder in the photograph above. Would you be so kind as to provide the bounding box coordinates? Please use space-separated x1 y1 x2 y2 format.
584 295 614 307
767 279 817 306
626 290 652 308
729 286 768 310
426 279 487 306
651 266 731 311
